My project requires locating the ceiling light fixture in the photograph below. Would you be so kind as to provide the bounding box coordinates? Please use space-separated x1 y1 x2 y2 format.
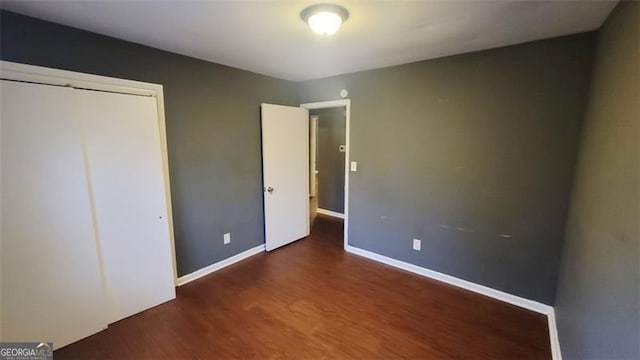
301 4 349 36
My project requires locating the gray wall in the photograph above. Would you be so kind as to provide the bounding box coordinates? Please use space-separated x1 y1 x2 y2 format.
1 9 612 310
0 10 298 277
554 2 640 359
298 34 595 304
311 108 346 213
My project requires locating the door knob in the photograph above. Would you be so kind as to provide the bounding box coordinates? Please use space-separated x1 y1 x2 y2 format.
265 187 274 194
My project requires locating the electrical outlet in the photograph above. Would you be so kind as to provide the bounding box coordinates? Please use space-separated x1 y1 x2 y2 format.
412 239 421 251
224 233 231 245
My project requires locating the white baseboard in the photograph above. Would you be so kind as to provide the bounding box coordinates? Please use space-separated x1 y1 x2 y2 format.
548 309 562 360
316 208 345 219
344 244 561 359
176 244 265 286
175 242 561 359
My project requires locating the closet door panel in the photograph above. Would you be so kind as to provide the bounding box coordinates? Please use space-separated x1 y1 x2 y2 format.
79 90 175 324
0 80 106 348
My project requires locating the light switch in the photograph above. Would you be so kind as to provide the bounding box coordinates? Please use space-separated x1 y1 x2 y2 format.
350 161 358 172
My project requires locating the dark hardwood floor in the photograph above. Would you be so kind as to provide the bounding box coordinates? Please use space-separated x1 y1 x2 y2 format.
55 215 551 359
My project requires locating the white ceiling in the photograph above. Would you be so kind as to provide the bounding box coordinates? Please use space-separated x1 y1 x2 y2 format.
1 1 617 81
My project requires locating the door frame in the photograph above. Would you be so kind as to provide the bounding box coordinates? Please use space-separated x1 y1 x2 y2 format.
300 99 351 249
0 60 178 285
309 115 319 197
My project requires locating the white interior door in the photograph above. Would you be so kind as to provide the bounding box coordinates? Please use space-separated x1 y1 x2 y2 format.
0 80 107 348
79 90 176 324
261 103 309 251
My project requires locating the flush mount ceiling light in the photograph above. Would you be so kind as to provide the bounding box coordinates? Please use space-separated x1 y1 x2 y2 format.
301 4 349 36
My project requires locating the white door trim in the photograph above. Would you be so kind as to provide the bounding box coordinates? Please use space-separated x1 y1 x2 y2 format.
0 60 179 285
300 99 351 250
309 115 319 197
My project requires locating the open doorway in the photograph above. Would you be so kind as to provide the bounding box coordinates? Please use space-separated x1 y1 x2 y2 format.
301 100 351 249
309 106 346 221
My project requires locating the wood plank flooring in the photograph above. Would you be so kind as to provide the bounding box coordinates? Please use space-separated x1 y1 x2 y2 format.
55 215 551 359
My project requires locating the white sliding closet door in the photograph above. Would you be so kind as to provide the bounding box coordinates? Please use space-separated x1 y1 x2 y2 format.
0 80 107 348
79 90 175 324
